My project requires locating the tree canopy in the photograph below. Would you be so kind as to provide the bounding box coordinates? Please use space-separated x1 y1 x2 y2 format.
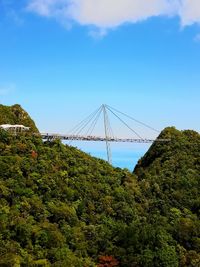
0 106 199 266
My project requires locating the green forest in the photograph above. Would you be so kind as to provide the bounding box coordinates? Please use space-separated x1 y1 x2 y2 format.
0 105 200 267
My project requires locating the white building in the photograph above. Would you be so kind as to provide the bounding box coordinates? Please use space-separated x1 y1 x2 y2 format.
0 124 30 133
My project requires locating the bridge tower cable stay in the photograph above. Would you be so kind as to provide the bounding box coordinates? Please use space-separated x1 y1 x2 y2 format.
85 105 103 136
105 105 143 139
106 105 160 133
67 106 103 145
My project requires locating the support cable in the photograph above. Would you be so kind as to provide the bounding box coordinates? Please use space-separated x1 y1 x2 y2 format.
77 106 102 137
105 106 115 139
68 106 102 135
106 106 143 139
86 106 103 136
70 106 102 136
106 104 160 133
68 106 102 144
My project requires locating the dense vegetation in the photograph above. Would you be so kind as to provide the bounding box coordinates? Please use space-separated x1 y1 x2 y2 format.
0 130 139 267
134 127 200 267
0 105 199 266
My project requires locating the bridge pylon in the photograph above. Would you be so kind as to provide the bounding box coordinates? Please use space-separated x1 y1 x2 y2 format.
103 104 112 164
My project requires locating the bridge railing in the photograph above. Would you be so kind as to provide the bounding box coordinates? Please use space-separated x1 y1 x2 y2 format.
40 133 170 143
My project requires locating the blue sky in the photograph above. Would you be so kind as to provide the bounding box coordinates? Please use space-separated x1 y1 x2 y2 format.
0 0 200 138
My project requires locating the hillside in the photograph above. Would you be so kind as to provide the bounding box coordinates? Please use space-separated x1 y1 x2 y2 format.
0 105 199 267
0 129 141 267
134 127 200 211
133 127 200 266
0 104 39 133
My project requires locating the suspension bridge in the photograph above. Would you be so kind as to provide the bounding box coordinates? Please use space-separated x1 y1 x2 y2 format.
40 104 170 164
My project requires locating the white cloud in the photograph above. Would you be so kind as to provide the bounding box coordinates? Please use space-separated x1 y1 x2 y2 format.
26 0 200 31
179 0 200 26
69 0 173 28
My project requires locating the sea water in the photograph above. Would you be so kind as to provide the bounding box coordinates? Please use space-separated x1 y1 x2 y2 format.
64 141 151 171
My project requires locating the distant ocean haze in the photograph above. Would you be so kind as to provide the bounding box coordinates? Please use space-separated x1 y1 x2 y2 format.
63 141 151 171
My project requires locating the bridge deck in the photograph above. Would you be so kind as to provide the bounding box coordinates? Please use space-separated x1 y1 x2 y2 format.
40 133 170 143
